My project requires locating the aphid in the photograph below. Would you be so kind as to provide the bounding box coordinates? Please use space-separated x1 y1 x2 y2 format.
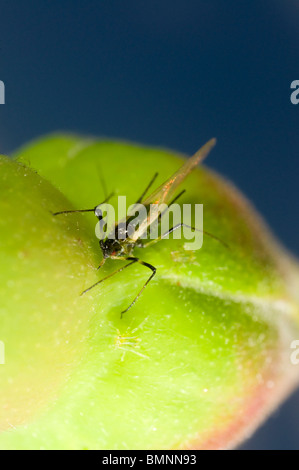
54 138 227 317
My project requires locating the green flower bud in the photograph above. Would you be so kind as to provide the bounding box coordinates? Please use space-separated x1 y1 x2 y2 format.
0 134 298 449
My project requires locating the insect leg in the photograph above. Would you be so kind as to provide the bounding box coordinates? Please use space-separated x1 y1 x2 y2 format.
169 189 186 206
135 173 159 204
81 259 137 296
121 257 156 317
140 224 229 249
96 258 106 270
134 189 187 248
156 189 186 224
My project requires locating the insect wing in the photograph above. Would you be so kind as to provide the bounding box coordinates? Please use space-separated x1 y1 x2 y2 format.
142 138 216 207
130 138 217 241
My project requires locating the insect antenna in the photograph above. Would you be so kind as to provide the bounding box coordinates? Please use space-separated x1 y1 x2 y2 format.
52 192 114 216
95 161 109 200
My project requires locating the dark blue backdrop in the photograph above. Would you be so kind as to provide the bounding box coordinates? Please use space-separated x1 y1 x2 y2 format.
0 0 298 449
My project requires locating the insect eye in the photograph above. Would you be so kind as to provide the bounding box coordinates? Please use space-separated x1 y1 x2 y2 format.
94 206 103 219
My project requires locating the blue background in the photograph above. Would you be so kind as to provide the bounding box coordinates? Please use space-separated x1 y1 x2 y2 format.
0 0 298 449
